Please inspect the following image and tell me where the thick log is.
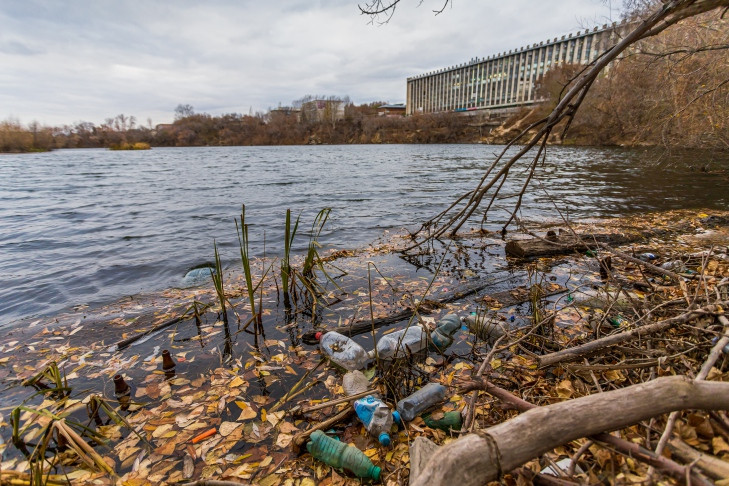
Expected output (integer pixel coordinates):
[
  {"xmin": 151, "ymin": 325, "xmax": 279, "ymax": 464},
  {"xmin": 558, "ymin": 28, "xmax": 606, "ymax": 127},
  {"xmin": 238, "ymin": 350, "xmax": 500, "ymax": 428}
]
[
  {"xmin": 505, "ymin": 232, "xmax": 639, "ymax": 258},
  {"xmin": 411, "ymin": 376, "xmax": 729, "ymax": 486},
  {"xmin": 459, "ymin": 378, "xmax": 711, "ymax": 486}
]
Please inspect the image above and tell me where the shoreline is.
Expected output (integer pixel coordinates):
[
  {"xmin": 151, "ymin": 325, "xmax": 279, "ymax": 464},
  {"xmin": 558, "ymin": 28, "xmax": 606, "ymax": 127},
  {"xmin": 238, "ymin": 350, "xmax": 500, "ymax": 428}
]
[{"xmin": 1, "ymin": 209, "xmax": 728, "ymax": 485}]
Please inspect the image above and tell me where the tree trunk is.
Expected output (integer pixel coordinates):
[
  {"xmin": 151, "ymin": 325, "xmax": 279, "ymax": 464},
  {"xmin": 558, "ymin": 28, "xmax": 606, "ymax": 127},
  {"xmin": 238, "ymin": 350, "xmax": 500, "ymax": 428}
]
[{"xmin": 410, "ymin": 376, "xmax": 729, "ymax": 486}]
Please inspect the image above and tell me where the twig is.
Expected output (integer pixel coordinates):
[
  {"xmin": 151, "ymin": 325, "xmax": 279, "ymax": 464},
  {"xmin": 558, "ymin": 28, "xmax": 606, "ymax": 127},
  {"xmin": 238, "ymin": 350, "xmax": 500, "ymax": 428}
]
[{"xmin": 298, "ymin": 389, "xmax": 378, "ymax": 414}]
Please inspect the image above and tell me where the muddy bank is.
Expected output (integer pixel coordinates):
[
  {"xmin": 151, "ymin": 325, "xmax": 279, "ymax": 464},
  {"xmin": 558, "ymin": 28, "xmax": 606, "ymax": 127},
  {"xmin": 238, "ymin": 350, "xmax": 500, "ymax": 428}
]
[{"xmin": 1, "ymin": 209, "xmax": 728, "ymax": 485}]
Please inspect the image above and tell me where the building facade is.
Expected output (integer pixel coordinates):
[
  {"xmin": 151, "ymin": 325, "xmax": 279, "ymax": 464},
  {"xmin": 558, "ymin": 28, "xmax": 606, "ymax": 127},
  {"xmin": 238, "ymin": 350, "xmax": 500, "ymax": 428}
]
[{"xmin": 406, "ymin": 20, "xmax": 628, "ymax": 116}]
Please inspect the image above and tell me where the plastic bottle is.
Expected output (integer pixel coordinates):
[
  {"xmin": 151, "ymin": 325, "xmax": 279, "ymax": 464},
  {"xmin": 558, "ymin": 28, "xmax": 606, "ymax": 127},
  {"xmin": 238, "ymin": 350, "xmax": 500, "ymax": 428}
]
[
  {"xmin": 429, "ymin": 314, "xmax": 461, "ymax": 351},
  {"xmin": 368, "ymin": 325, "xmax": 428, "ymax": 360},
  {"xmin": 306, "ymin": 430, "xmax": 381, "ymax": 480},
  {"xmin": 462, "ymin": 314, "xmax": 505, "ymax": 344},
  {"xmin": 396, "ymin": 382, "xmax": 447, "ymax": 422},
  {"xmin": 638, "ymin": 252, "xmax": 657, "ymax": 261},
  {"xmin": 354, "ymin": 395, "xmax": 395, "ymax": 446},
  {"xmin": 424, "ymin": 410, "xmax": 463, "ymax": 432},
  {"xmin": 661, "ymin": 260, "xmax": 686, "ymax": 273},
  {"xmin": 317, "ymin": 331, "xmax": 369, "ymax": 371},
  {"xmin": 343, "ymin": 370, "xmax": 370, "ymax": 396}
]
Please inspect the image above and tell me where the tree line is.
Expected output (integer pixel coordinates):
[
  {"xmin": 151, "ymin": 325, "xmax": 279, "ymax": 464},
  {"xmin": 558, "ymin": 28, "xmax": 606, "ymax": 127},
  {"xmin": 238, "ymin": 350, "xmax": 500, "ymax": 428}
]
[{"xmin": 2, "ymin": 7, "xmax": 726, "ymax": 153}]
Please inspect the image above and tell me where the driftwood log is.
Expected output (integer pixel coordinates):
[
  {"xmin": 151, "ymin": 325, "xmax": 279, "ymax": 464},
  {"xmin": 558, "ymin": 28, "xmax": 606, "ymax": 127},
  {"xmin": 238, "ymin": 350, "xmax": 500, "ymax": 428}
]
[
  {"xmin": 410, "ymin": 376, "xmax": 729, "ymax": 486},
  {"xmin": 460, "ymin": 378, "xmax": 712, "ymax": 486},
  {"xmin": 505, "ymin": 232, "xmax": 640, "ymax": 258}
]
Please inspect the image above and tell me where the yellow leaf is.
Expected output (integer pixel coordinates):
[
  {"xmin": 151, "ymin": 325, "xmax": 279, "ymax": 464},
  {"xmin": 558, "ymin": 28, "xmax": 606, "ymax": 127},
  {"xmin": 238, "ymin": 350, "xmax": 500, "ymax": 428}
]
[
  {"xmin": 261, "ymin": 408, "xmax": 267, "ymax": 423},
  {"xmin": 556, "ymin": 380, "xmax": 575, "ymax": 399},
  {"xmin": 713, "ymin": 436, "xmax": 729, "ymax": 455},
  {"xmin": 229, "ymin": 376, "xmax": 245, "ymax": 388},
  {"xmin": 237, "ymin": 404, "xmax": 257, "ymax": 421},
  {"xmin": 152, "ymin": 423, "xmax": 174, "ymax": 438},
  {"xmin": 267, "ymin": 411, "xmax": 285, "ymax": 427}
]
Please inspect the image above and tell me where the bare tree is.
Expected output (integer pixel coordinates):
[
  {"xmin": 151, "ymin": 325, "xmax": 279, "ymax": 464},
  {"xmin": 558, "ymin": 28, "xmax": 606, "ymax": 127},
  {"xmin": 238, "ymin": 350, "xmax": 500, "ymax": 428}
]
[
  {"xmin": 364, "ymin": 0, "xmax": 729, "ymax": 249},
  {"xmin": 358, "ymin": 0, "xmax": 452, "ymax": 23}
]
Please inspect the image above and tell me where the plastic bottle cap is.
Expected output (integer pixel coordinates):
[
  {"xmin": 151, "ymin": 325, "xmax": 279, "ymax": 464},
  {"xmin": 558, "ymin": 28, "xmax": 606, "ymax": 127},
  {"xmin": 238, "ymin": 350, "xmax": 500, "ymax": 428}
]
[
  {"xmin": 392, "ymin": 410, "xmax": 402, "ymax": 427},
  {"xmin": 314, "ymin": 332, "xmax": 323, "ymax": 341},
  {"xmin": 378, "ymin": 432, "xmax": 391, "ymax": 446}
]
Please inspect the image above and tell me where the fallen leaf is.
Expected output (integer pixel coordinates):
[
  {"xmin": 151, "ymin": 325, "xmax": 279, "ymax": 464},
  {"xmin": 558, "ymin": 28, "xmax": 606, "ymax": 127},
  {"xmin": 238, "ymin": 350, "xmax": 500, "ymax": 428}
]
[{"xmin": 219, "ymin": 421, "xmax": 242, "ymax": 437}]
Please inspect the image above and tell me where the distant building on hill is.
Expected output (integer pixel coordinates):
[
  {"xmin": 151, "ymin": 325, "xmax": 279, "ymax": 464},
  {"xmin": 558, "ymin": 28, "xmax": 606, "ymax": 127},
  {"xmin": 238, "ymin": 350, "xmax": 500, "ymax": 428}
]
[
  {"xmin": 406, "ymin": 20, "xmax": 630, "ymax": 116},
  {"xmin": 378, "ymin": 103, "xmax": 406, "ymax": 117},
  {"xmin": 299, "ymin": 98, "xmax": 346, "ymax": 123}
]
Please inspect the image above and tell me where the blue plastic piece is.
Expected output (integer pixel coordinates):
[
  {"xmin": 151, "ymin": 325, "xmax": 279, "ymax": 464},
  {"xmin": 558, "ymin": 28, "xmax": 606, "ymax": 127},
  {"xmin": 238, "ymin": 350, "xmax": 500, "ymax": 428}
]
[
  {"xmin": 392, "ymin": 410, "xmax": 402, "ymax": 427},
  {"xmin": 354, "ymin": 395, "xmax": 394, "ymax": 446},
  {"xmin": 378, "ymin": 432, "xmax": 391, "ymax": 446}
]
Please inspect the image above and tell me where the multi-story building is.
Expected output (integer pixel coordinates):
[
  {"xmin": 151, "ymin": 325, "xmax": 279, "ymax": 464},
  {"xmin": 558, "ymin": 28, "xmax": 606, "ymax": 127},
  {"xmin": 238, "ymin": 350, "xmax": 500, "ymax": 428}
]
[{"xmin": 406, "ymin": 20, "xmax": 629, "ymax": 116}]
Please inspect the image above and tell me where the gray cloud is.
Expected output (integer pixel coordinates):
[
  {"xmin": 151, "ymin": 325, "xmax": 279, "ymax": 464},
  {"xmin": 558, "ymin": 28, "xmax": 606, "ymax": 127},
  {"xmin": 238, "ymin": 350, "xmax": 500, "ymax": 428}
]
[{"xmin": 0, "ymin": 0, "xmax": 612, "ymax": 126}]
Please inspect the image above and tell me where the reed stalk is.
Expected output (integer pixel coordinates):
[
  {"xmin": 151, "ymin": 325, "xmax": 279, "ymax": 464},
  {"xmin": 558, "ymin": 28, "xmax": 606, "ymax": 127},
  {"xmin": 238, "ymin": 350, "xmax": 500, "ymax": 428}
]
[{"xmin": 210, "ymin": 241, "xmax": 229, "ymax": 327}]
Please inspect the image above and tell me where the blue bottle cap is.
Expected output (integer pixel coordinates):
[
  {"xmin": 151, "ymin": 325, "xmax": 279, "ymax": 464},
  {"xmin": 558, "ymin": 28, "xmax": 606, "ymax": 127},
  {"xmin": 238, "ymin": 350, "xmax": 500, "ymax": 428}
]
[
  {"xmin": 379, "ymin": 432, "xmax": 391, "ymax": 446},
  {"xmin": 392, "ymin": 410, "xmax": 402, "ymax": 427}
]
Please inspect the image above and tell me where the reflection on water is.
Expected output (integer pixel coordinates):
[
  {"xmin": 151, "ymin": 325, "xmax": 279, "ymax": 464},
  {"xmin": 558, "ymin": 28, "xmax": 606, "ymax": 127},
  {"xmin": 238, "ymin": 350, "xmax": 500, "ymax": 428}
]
[{"xmin": 0, "ymin": 144, "xmax": 726, "ymax": 324}]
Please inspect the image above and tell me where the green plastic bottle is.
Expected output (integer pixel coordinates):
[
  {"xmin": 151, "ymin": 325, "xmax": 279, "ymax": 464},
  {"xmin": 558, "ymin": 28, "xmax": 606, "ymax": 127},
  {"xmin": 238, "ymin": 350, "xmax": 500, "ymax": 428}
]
[
  {"xmin": 307, "ymin": 430, "xmax": 381, "ymax": 481},
  {"xmin": 424, "ymin": 411, "xmax": 463, "ymax": 432}
]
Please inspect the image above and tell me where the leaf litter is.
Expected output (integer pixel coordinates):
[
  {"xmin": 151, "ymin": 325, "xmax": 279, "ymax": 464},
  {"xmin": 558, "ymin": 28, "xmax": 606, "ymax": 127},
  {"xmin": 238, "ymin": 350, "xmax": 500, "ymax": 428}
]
[{"xmin": 0, "ymin": 209, "xmax": 728, "ymax": 485}]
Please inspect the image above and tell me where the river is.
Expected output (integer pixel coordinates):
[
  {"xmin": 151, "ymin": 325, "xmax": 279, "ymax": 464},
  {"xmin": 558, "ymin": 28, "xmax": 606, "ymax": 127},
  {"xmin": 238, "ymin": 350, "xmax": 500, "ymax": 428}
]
[{"xmin": 1, "ymin": 144, "xmax": 726, "ymax": 326}]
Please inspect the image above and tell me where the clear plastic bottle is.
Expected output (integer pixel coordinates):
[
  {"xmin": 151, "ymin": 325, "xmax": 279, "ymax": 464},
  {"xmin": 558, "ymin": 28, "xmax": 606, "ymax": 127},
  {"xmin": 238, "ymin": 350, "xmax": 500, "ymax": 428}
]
[
  {"xmin": 343, "ymin": 370, "xmax": 370, "ymax": 396},
  {"xmin": 462, "ymin": 314, "xmax": 505, "ymax": 344},
  {"xmin": 368, "ymin": 325, "xmax": 428, "ymax": 360},
  {"xmin": 307, "ymin": 430, "xmax": 381, "ymax": 480},
  {"xmin": 396, "ymin": 382, "xmax": 447, "ymax": 422},
  {"xmin": 429, "ymin": 314, "xmax": 461, "ymax": 351},
  {"xmin": 354, "ymin": 395, "xmax": 395, "ymax": 446},
  {"xmin": 317, "ymin": 331, "xmax": 369, "ymax": 371}
]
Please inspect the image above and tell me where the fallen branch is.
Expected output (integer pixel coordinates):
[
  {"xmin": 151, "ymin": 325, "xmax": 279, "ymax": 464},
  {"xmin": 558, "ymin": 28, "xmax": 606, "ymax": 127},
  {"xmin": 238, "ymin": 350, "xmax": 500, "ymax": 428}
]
[
  {"xmin": 301, "ymin": 275, "xmax": 513, "ymax": 344},
  {"xmin": 667, "ymin": 438, "xmax": 729, "ymax": 480},
  {"xmin": 412, "ymin": 376, "xmax": 727, "ymax": 486},
  {"xmin": 296, "ymin": 389, "xmax": 378, "ymax": 414},
  {"xmin": 291, "ymin": 407, "xmax": 355, "ymax": 452},
  {"xmin": 537, "ymin": 304, "xmax": 719, "ymax": 368},
  {"xmin": 597, "ymin": 244, "xmax": 682, "ymax": 281}
]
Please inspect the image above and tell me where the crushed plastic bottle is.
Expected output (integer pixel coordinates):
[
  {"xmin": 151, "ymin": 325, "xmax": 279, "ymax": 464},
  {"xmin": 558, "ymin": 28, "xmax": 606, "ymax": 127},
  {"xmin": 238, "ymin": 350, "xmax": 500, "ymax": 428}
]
[
  {"xmin": 424, "ymin": 410, "xmax": 462, "ymax": 432},
  {"xmin": 462, "ymin": 314, "xmax": 505, "ymax": 344},
  {"xmin": 368, "ymin": 325, "xmax": 428, "ymax": 360},
  {"xmin": 396, "ymin": 382, "xmax": 447, "ymax": 422},
  {"xmin": 307, "ymin": 430, "xmax": 381, "ymax": 480},
  {"xmin": 429, "ymin": 314, "xmax": 461, "ymax": 351},
  {"xmin": 317, "ymin": 331, "xmax": 370, "ymax": 371},
  {"xmin": 661, "ymin": 260, "xmax": 687, "ymax": 273},
  {"xmin": 637, "ymin": 252, "xmax": 657, "ymax": 261},
  {"xmin": 343, "ymin": 370, "xmax": 371, "ymax": 396},
  {"xmin": 354, "ymin": 395, "xmax": 395, "ymax": 446}
]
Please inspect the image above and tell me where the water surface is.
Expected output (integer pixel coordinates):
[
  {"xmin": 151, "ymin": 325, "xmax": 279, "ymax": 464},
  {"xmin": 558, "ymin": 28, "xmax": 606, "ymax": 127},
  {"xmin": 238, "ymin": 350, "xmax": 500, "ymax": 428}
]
[{"xmin": 1, "ymin": 144, "xmax": 726, "ymax": 325}]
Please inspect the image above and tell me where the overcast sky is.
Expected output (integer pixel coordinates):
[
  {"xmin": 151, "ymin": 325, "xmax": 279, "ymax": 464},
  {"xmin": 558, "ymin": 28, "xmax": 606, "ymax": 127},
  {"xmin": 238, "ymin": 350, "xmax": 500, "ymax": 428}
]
[{"xmin": 1, "ymin": 1, "xmax": 616, "ymax": 127}]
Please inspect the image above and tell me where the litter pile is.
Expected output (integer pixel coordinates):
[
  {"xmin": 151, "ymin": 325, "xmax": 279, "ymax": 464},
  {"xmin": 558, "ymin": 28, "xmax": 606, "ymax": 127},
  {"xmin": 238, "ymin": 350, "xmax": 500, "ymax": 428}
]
[{"xmin": 0, "ymin": 210, "xmax": 728, "ymax": 486}]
